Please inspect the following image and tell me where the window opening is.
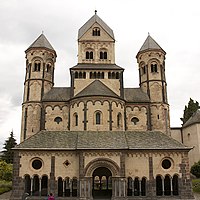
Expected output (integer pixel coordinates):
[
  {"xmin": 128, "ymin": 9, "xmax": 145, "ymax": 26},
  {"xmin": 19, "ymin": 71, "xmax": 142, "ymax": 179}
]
[
  {"xmin": 54, "ymin": 117, "xmax": 62, "ymax": 124},
  {"xmin": 96, "ymin": 112, "xmax": 101, "ymax": 125},
  {"xmin": 151, "ymin": 64, "xmax": 158, "ymax": 72},
  {"xmin": 46, "ymin": 64, "xmax": 51, "ymax": 73},
  {"xmin": 41, "ymin": 176, "xmax": 48, "ymax": 196},
  {"xmin": 141, "ymin": 177, "xmax": 146, "ymax": 196},
  {"xmin": 58, "ymin": 177, "xmax": 63, "ymax": 197},
  {"xmin": 93, "ymin": 27, "xmax": 100, "ymax": 36},
  {"xmin": 74, "ymin": 114, "xmax": 78, "ymax": 126},
  {"xmin": 32, "ymin": 175, "xmax": 39, "ymax": 196},
  {"xmin": 72, "ymin": 177, "xmax": 78, "ymax": 197},
  {"xmin": 24, "ymin": 175, "xmax": 31, "ymax": 195},
  {"xmin": 34, "ymin": 62, "xmax": 41, "ymax": 72},
  {"xmin": 64, "ymin": 177, "xmax": 70, "ymax": 197},
  {"xmin": 75, "ymin": 72, "xmax": 78, "ymax": 78},
  {"xmin": 156, "ymin": 176, "xmax": 163, "ymax": 196},
  {"xmin": 131, "ymin": 117, "xmax": 139, "ymax": 125},
  {"xmin": 32, "ymin": 159, "xmax": 42, "ymax": 170},
  {"xmin": 164, "ymin": 175, "xmax": 171, "ymax": 196},
  {"xmin": 127, "ymin": 177, "xmax": 132, "ymax": 196},
  {"xmin": 162, "ymin": 159, "xmax": 172, "ymax": 169},
  {"xmin": 117, "ymin": 113, "xmax": 122, "ymax": 128},
  {"xmin": 172, "ymin": 175, "xmax": 179, "ymax": 195},
  {"xmin": 134, "ymin": 177, "xmax": 140, "ymax": 196}
]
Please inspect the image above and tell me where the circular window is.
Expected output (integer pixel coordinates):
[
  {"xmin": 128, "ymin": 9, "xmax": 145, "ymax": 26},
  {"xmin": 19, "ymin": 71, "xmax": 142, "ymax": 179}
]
[
  {"xmin": 162, "ymin": 159, "xmax": 171, "ymax": 169},
  {"xmin": 32, "ymin": 159, "xmax": 42, "ymax": 170}
]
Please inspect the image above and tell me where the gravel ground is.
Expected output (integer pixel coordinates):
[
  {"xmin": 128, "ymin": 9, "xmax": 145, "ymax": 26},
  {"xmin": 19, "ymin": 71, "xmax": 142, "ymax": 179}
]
[{"xmin": 1, "ymin": 191, "xmax": 200, "ymax": 200}]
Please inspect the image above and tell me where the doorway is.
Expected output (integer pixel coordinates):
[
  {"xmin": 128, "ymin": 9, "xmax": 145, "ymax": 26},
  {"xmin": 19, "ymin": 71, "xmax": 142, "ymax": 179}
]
[{"xmin": 92, "ymin": 167, "xmax": 112, "ymax": 199}]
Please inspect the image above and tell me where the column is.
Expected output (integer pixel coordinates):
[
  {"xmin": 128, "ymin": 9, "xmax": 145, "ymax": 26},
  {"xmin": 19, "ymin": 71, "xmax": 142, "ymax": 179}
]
[
  {"xmin": 63, "ymin": 180, "xmax": 65, "ymax": 197},
  {"xmin": 162, "ymin": 178, "xmax": 164, "ymax": 196},
  {"xmin": 30, "ymin": 178, "xmax": 33, "ymax": 196},
  {"xmin": 39, "ymin": 178, "xmax": 41, "ymax": 196},
  {"xmin": 170, "ymin": 177, "xmax": 173, "ymax": 195}
]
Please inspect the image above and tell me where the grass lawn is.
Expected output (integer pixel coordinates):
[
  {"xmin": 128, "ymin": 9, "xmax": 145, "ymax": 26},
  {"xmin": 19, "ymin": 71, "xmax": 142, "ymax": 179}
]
[
  {"xmin": 192, "ymin": 179, "xmax": 200, "ymax": 193},
  {"xmin": 0, "ymin": 180, "xmax": 12, "ymax": 195}
]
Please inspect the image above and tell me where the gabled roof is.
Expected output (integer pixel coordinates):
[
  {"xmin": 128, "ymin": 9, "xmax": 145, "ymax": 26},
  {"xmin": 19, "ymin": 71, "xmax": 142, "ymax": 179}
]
[
  {"xmin": 138, "ymin": 35, "xmax": 165, "ymax": 54},
  {"xmin": 78, "ymin": 13, "xmax": 114, "ymax": 40},
  {"xmin": 14, "ymin": 131, "xmax": 190, "ymax": 150},
  {"xmin": 183, "ymin": 110, "xmax": 200, "ymax": 128},
  {"xmin": 70, "ymin": 63, "xmax": 124, "ymax": 70},
  {"xmin": 26, "ymin": 34, "xmax": 55, "ymax": 52},
  {"xmin": 74, "ymin": 80, "xmax": 119, "ymax": 98},
  {"xmin": 124, "ymin": 88, "xmax": 150, "ymax": 103},
  {"xmin": 42, "ymin": 87, "xmax": 71, "ymax": 102}
]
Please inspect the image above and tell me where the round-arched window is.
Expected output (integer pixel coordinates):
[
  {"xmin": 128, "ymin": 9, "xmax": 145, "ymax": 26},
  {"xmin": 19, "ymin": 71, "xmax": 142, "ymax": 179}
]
[
  {"xmin": 131, "ymin": 117, "xmax": 139, "ymax": 125},
  {"xmin": 32, "ymin": 159, "xmax": 42, "ymax": 170},
  {"xmin": 162, "ymin": 159, "xmax": 172, "ymax": 169}
]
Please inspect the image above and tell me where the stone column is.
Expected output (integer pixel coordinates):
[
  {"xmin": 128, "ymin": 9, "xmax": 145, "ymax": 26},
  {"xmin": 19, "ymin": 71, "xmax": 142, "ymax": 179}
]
[{"xmin": 49, "ymin": 156, "xmax": 56, "ymax": 195}]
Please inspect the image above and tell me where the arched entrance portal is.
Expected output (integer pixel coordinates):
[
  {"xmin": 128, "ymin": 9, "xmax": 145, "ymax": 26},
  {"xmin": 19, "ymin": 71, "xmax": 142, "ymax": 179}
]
[{"xmin": 92, "ymin": 167, "xmax": 112, "ymax": 199}]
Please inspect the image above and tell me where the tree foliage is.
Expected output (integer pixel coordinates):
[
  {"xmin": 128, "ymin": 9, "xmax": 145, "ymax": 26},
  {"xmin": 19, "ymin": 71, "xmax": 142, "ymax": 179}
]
[
  {"xmin": 180, "ymin": 98, "xmax": 200, "ymax": 124},
  {"xmin": 1, "ymin": 131, "xmax": 17, "ymax": 164},
  {"xmin": 0, "ymin": 160, "xmax": 13, "ymax": 181},
  {"xmin": 191, "ymin": 161, "xmax": 200, "ymax": 178}
]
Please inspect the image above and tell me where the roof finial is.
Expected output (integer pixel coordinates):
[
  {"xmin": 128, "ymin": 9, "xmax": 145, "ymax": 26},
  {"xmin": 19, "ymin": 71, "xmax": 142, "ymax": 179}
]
[
  {"xmin": 42, "ymin": 30, "xmax": 44, "ymax": 34},
  {"xmin": 95, "ymin": 10, "xmax": 97, "ymax": 15},
  {"xmin": 148, "ymin": 32, "xmax": 150, "ymax": 36}
]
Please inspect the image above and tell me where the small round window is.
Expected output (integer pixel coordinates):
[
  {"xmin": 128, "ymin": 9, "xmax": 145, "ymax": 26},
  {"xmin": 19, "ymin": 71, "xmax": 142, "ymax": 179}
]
[
  {"xmin": 32, "ymin": 159, "xmax": 42, "ymax": 170},
  {"xmin": 162, "ymin": 159, "xmax": 171, "ymax": 169}
]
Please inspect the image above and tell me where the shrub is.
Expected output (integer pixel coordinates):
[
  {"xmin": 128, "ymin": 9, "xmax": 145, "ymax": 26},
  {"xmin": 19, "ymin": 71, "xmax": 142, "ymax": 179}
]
[{"xmin": 191, "ymin": 161, "xmax": 200, "ymax": 178}]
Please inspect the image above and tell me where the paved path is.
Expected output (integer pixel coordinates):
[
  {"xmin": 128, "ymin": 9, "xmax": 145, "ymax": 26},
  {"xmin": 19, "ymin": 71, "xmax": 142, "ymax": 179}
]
[{"xmin": 0, "ymin": 191, "xmax": 200, "ymax": 200}]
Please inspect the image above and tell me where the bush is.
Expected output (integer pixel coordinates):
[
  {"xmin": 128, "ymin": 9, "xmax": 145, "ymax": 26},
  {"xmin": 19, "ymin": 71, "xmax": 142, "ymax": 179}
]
[
  {"xmin": 191, "ymin": 161, "xmax": 200, "ymax": 178},
  {"xmin": 0, "ymin": 160, "xmax": 13, "ymax": 181},
  {"xmin": 0, "ymin": 180, "xmax": 12, "ymax": 195}
]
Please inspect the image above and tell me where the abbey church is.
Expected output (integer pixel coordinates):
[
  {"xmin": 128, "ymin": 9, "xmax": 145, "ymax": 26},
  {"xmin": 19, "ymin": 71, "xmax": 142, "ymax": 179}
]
[{"xmin": 11, "ymin": 13, "xmax": 194, "ymax": 200}]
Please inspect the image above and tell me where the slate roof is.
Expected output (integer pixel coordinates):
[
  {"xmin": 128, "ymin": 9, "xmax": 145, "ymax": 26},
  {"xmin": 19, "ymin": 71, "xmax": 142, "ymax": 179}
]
[
  {"xmin": 74, "ymin": 80, "xmax": 119, "ymax": 98},
  {"xmin": 26, "ymin": 34, "xmax": 55, "ymax": 52},
  {"xmin": 70, "ymin": 63, "xmax": 124, "ymax": 70},
  {"xmin": 15, "ymin": 131, "xmax": 190, "ymax": 150},
  {"xmin": 78, "ymin": 13, "xmax": 114, "ymax": 40},
  {"xmin": 124, "ymin": 88, "xmax": 150, "ymax": 103},
  {"xmin": 138, "ymin": 35, "xmax": 165, "ymax": 54},
  {"xmin": 42, "ymin": 87, "xmax": 71, "ymax": 102},
  {"xmin": 183, "ymin": 110, "xmax": 200, "ymax": 128}
]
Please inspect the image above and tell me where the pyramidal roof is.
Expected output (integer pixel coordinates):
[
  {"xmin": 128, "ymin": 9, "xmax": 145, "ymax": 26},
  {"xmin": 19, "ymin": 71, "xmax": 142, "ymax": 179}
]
[
  {"xmin": 78, "ymin": 12, "xmax": 114, "ymax": 40},
  {"xmin": 138, "ymin": 35, "xmax": 165, "ymax": 54},
  {"xmin": 26, "ymin": 34, "xmax": 55, "ymax": 52}
]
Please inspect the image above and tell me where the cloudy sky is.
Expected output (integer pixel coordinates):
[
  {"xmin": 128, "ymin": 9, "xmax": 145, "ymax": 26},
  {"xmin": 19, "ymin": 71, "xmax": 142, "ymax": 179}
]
[{"xmin": 0, "ymin": 0, "xmax": 200, "ymax": 149}]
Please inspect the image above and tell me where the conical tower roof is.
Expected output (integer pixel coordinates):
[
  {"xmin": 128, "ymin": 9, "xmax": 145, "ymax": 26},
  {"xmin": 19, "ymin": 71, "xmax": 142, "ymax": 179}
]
[
  {"xmin": 78, "ymin": 12, "xmax": 114, "ymax": 40},
  {"xmin": 138, "ymin": 35, "xmax": 165, "ymax": 54},
  {"xmin": 26, "ymin": 34, "xmax": 55, "ymax": 52}
]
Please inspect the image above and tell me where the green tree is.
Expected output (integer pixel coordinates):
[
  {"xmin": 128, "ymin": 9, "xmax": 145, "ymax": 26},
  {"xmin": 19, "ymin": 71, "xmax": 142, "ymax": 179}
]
[
  {"xmin": 191, "ymin": 161, "xmax": 200, "ymax": 178},
  {"xmin": 1, "ymin": 131, "xmax": 17, "ymax": 164},
  {"xmin": 0, "ymin": 160, "xmax": 13, "ymax": 181},
  {"xmin": 180, "ymin": 98, "xmax": 200, "ymax": 124}
]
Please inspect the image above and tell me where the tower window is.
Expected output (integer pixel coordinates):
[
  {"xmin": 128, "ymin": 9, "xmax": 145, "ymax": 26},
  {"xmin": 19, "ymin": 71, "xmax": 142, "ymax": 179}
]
[
  {"xmin": 74, "ymin": 113, "xmax": 78, "ymax": 126},
  {"xmin": 142, "ymin": 66, "xmax": 146, "ymax": 74},
  {"xmin": 46, "ymin": 64, "xmax": 51, "ymax": 73},
  {"xmin": 93, "ymin": 27, "xmax": 100, "ymax": 36},
  {"xmin": 151, "ymin": 64, "xmax": 158, "ymax": 72},
  {"xmin": 34, "ymin": 62, "xmax": 41, "ymax": 72},
  {"xmin": 95, "ymin": 111, "xmax": 102, "ymax": 125},
  {"xmin": 86, "ymin": 51, "xmax": 93, "ymax": 59},
  {"xmin": 117, "ymin": 113, "xmax": 122, "ymax": 128},
  {"xmin": 100, "ymin": 51, "xmax": 107, "ymax": 59}
]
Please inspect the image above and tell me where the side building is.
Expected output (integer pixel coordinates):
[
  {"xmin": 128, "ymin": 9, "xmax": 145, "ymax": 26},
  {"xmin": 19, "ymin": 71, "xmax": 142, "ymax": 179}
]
[{"xmin": 11, "ymin": 13, "xmax": 193, "ymax": 200}]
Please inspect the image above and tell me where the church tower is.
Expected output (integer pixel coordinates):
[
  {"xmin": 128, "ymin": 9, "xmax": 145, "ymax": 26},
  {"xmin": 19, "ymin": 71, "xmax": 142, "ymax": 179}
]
[
  {"xmin": 21, "ymin": 34, "xmax": 56, "ymax": 141},
  {"xmin": 136, "ymin": 35, "xmax": 170, "ymax": 134}
]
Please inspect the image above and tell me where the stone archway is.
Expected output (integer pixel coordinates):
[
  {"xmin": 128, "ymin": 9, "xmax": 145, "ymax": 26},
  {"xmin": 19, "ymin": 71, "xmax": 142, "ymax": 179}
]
[{"xmin": 92, "ymin": 167, "xmax": 112, "ymax": 199}]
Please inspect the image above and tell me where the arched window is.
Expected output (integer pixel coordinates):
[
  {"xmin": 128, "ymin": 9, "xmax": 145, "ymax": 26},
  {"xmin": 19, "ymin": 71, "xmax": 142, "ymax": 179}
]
[
  {"xmin": 131, "ymin": 117, "xmax": 139, "ymax": 125},
  {"xmin": 164, "ymin": 175, "xmax": 171, "ymax": 196},
  {"xmin": 156, "ymin": 176, "xmax": 163, "ymax": 196},
  {"xmin": 111, "ymin": 72, "xmax": 115, "ymax": 79},
  {"xmin": 116, "ymin": 72, "xmax": 119, "ymax": 79},
  {"xmin": 46, "ymin": 64, "xmax": 51, "ymax": 73},
  {"xmin": 99, "ymin": 51, "xmax": 107, "ymax": 59},
  {"xmin": 127, "ymin": 177, "xmax": 132, "ymax": 196},
  {"xmin": 94, "ymin": 176, "xmax": 100, "ymax": 190},
  {"xmin": 97, "ymin": 72, "xmax": 101, "ymax": 79},
  {"xmin": 24, "ymin": 175, "xmax": 31, "ymax": 195},
  {"xmin": 74, "ymin": 113, "xmax": 78, "ymax": 126},
  {"xmin": 79, "ymin": 72, "xmax": 83, "ymax": 79},
  {"xmin": 151, "ymin": 63, "xmax": 158, "ymax": 72},
  {"xmin": 172, "ymin": 175, "xmax": 179, "ymax": 195},
  {"xmin": 75, "ymin": 72, "xmax": 78, "ymax": 78},
  {"xmin": 54, "ymin": 117, "xmax": 62, "ymax": 124},
  {"xmin": 34, "ymin": 62, "xmax": 41, "ymax": 72},
  {"xmin": 134, "ymin": 177, "xmax": 139, "ymax": 196},
  {"xmin": 86, "ymin": 51, "xmax": 93, "ymax": 59},
  {"xmin": 41, "ymin": 175, "xmax": 48, "ymax": 196},
  {"xmin": 101, "ymin": 176, "xmax": 107, "ymax": 190},
  {"xmin": 93, "ymin": 27, "xmax": 100, "ymax": 36},
  {"xmin": 64, "ymin": 177, "xmax": 70, "ymax": 197},
  {"xmin": 101, "ymin": 72, "xmax": 104, "ymax": 79},
  {"xmin": 96, "ymin": 112, "xmax": 101, "ymax": 125},
  {"xmin": 90, "ymin": 72, "xmax": 93, "ymax": 79},
  {"xmin": 58, "ymin": 177, "xmax": 63, "ymax": 197},
  {"xmin": 117, "ymin": 113, "xmax": 122, "ymax": 128},
  {"xmin": 141, "ymin": 177, "xmax": 146, "ymax": 196},
  {"xmin": 83, "ymin": 72, "xmax": 86, "ymax": 79},
  {"xmin": 94, "ymin": 72, "xmax": 97, "ymax": 79},
  {"xmin": 32, "ymin": 175, "xmax": 39, "ymax": 196},
  {"xmin": 108, "ymin": 176, "xmax": 112, "ymax": 190},
  {"xmin": 72, "ymin": 177, "xmax": 78, "ymax": 197},
  {"xmin": 108, "ymin": 72, "xmax": 111, "ymax": 79}
]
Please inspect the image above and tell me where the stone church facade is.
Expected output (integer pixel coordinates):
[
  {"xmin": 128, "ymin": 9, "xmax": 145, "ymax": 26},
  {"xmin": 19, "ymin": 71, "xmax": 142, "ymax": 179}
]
[{"xmin": 11, "ymin": 13, "xmax": 194, "ymax": 200}]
